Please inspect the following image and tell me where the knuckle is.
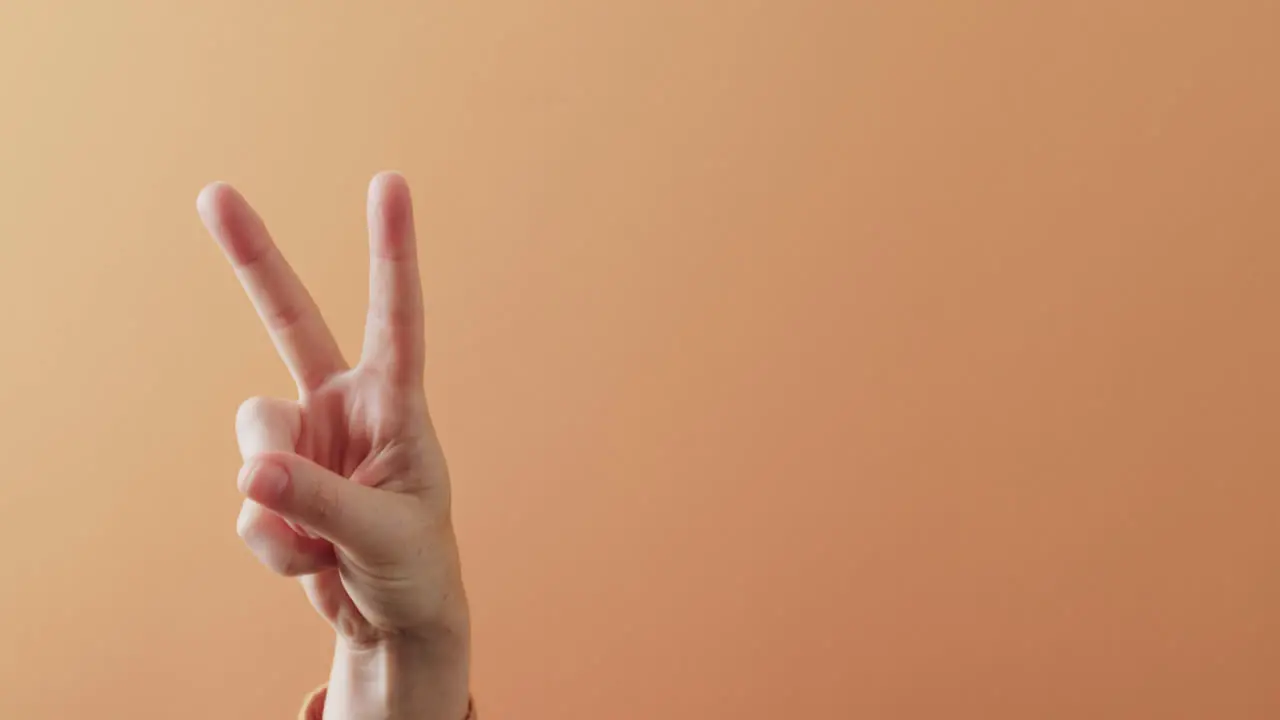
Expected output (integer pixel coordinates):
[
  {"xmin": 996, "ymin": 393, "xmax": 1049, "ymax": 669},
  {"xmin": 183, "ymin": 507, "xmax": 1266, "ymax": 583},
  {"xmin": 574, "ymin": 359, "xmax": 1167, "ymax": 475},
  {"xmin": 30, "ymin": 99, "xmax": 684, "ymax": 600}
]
[
  {"xmin": 274, "ymin": 551, "xmax": 300, "ymax": 577},
  {"xmin": 240, "ymin": 525, "xmax": 306, "ymax": 577},
  {"xmin": 259, "ymin": 547, "xmax": 293, "ymax": 576},
  {"xmin": 235, "ymin": 396, "xmax": 271, "ymax": 432},
  {"xmin": 231, "ymin": 234, "xmax": 273, "ymax": 269},
  {"xmin": 235, "ymin": 500, "xmax": 261, "ymax": 540},
  {"xmin": 308, "ymin": 480, "xmax": 341, "ymax": 529},
  {"xmin": 235, "ymin": 397, "xmax": 297, "ymax": 456},
  {"xmin": 262, "ymin": 299, "xmax": 307, "ymax": 334}
]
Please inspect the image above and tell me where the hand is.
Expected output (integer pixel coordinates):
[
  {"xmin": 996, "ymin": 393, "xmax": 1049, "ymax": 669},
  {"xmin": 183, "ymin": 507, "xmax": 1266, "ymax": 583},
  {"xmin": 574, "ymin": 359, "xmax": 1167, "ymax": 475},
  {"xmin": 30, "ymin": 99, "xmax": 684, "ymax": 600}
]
[{"xmin": 198, "ymin": 173, "xmax": 470, "ymax": 719}]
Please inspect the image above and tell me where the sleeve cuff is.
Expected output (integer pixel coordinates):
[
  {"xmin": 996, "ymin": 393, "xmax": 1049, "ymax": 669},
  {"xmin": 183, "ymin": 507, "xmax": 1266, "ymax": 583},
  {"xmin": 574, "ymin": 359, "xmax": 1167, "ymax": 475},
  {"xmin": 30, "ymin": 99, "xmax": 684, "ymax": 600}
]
[
  {"xmin": 299, "ymin": 684, "xmax": 475, "ymax": 719},
  {"xmin": 298, "ymin": 685, "xmax": 327, "ymax": 720}
]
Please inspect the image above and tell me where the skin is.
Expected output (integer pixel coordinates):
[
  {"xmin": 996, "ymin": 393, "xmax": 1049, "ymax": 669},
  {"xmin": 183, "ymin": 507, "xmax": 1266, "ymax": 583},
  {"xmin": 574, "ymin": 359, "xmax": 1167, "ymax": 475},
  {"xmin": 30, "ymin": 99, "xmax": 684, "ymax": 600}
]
[{"xmin": 198, "ymin": 172, "xmax": 470, "ymax": 719}]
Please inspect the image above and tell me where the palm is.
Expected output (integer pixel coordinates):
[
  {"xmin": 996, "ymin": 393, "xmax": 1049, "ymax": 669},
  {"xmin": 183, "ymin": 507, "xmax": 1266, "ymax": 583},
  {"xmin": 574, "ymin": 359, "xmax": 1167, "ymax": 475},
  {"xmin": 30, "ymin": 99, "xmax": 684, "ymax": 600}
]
[
  {"xmin": 297, "ymin": 374, "xmax": 426, "ymax": 493},
  {"xmin": 302, "ymin": 373, "xmax": 452, "ymax": 628},
  {"xmin": 202, "ymin": 174, "xmax": 460, "ymax": 644}
]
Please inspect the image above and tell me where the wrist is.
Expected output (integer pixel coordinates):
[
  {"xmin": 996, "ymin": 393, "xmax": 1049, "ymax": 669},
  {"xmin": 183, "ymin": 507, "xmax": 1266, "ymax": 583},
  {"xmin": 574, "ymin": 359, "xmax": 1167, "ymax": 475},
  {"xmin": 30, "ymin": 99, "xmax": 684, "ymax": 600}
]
[{"xmin": 324, "ymin": 623, "xmax": 470, "ymax": 720}]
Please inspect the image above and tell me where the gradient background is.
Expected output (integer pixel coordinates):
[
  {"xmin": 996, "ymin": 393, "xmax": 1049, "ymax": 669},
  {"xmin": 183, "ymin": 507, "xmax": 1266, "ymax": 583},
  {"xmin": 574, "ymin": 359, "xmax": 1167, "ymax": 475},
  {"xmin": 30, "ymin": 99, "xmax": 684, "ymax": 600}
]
[{"xmin": 0, "ymin": 2, "xmax": 1277, "ymax": 718}]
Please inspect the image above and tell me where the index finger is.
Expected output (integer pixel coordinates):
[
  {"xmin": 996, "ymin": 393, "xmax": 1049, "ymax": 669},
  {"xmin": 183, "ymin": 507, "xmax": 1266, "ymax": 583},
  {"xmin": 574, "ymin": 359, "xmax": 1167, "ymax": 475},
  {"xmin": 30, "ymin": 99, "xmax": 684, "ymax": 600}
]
[{"xmin": 198, "ymin": 182, "xmax": 347, "ymax": 391}]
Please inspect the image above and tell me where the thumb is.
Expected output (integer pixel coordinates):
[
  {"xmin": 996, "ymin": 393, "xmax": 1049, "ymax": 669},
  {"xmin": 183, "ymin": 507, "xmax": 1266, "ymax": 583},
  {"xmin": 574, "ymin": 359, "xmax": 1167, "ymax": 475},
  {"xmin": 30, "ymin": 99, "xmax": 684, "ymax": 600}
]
[{"xmin": 238, "ymin": 452, "xmax": 402, "ymax": 558}]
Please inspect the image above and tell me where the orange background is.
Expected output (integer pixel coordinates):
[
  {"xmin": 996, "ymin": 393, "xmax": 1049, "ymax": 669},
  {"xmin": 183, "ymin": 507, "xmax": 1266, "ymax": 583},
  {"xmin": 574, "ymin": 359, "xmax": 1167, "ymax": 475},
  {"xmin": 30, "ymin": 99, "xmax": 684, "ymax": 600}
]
[{"xmin": 0, "ymin": 2, "xmax": 1277, "ymax": 718}]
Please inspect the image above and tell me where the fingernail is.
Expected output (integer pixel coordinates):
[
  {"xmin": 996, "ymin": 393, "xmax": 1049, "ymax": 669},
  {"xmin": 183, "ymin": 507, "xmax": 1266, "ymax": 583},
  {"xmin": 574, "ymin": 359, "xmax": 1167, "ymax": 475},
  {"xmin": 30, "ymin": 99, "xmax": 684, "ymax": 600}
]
[{"xmin": 243, "ymin": 460, "xmax": 290, "ymax": 501}]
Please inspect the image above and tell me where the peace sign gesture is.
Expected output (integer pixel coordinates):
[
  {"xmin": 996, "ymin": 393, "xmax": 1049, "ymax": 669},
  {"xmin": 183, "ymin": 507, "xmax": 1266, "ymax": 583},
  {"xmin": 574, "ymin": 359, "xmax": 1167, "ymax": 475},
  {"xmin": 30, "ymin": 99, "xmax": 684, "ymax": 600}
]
[{"xmin": 199, "ymin": 173, "xmax": 470, "ymax": 718}]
